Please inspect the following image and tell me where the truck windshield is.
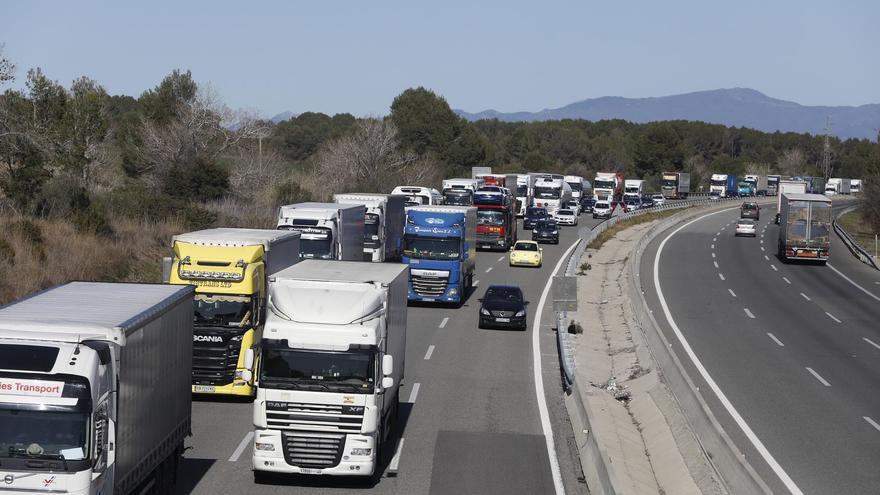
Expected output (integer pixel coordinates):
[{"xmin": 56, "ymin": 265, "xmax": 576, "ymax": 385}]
[
  {"xmin": 516, "ymin": 185, "xmax": 529, "ymax": 196},
  {"xmin": 534, "ymin": 186, "xmax": 560, "ymax": 199},
  {"xmin": 477, "ymin": 210, "xmax": 505, "ymax": 225},
  {"xmin": 402, "ymin": 235, "xmax": 461, "ymax": 260},
  {"xmin": 566, "ymin": 182, "xmax": 582, "ymax": 192},
  {"xmin": 364, "ymin": 213, "xmax": 381, "ymax": 244},
  {"xmin": 0, "ymin": 409, "xmax": 89, "ymax": 461},
  {"xmin": 193, "ymin": 294, "xmax": 252, "ymax": 328},
  {"xmin": 625, "ymin": 187, "xmax": 638, "ymax": 194},
  {"xmin": 279, "ymin": 226, "xmax": 335, "ymax": 259},
  {"xmin": 710, "ymin": 179, "xmax": 727, "ymax": 186},
  {"xmin": 662, "ymin": 179, "xmax": 676, "ymax": 187},
  {"xmin": 443, "ymin": 192, "xmax": 472, "ymax": 205},
  {"xmin": 260, "ymin": 347, "xmax": 375, "ymax": 393},
  {"xmin": 594, "ymin": 180, "xmax": 615, "ymax": 189}
]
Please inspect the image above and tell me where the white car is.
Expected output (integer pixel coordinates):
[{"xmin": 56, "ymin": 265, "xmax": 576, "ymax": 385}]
[
  {"xmin": 592, "ymin": 201, "xmax": 612, "ymax": 219},
  {"xmin": 651, "ymin": 194, "xmax": 665, "ymax": 206},
  {"xmin": 554, "ymin": 208, "xmax": 578, "ymax": 226},
  {"xmin": 564, "ymin": 200, "xmax": 581, "ymax": 215},
  {"xmin": 734, "ymin": 219, "xmax": 757, "ymax": 237}
]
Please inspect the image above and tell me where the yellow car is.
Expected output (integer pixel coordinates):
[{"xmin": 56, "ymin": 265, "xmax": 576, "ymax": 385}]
[{"xmin": 509, "ymin": 240, "xmax": 543, "ymax": 267}]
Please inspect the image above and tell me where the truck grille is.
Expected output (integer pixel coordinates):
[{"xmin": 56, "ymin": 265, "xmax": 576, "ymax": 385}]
[
  {"xmin": 192, "ymin": 332, "xmax": 242, "ymax": 386},
  {"xmin": 266, "ymin": 401, "xmax": 365, "ymax": 433},
  {"xmin": 411, "ymin": 274, "xmax": 449, "ymax": 297},
  {"xmin": 281, "ymin": 431, "xmax": 346, "ymax": 469}
]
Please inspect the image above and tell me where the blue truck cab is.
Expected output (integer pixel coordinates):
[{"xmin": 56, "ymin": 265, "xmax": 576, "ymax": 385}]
[{"xmin": 402, "ymin": 206, "xmax": 477, "ymax": 305}]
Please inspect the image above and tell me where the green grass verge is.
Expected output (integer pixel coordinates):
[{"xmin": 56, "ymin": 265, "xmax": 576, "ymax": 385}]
[
  {"xmin": 838, "ymin": 209, "xmax": 878, "ymax": 255},
  {"xmin": 587, "ymin": 208, "xmax": 686, "ymax": 251}
]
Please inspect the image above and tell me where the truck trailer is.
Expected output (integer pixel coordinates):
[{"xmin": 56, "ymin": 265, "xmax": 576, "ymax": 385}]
[
  {"xmin": 744, "ymin": 174, "xmax": 768, "ymax": 196},
  {"xmin": 0, "ymin": 282, "xmax": 194, "ymax": 494},
  {"xmin": 777, "ymin": 193, "xmax": 832, "ymax": 264},
  {"xmin": 334, "ymin": 193, "xmax": 406, "ymax": 262},
  {"xmin": 661, "ymin": 172, "xmax": 690, "ymax": 199},
  {"xmin": 710, "ymin": 174, "xmax": 738, "ymax": 198},
  {"xmin": 253, "ymin": 261, "xmax": 407, "ymax": 478},
  {"xmin": 767, "ymin": 175, "xmax": 781, "ymax": 196},
  {"xmin": 623, "ymin": 179, "xmax": 644, "ymax": 199},
  {"xmin": 402, "ymin": 206, "xmax": 477, "ymax": 305},
  {"xmin": 277, "ymin": 202, "xmax": 365, "ymax": 261},
  {"xmin": 775, "ymin": 180, "xmax": 808, "ymax": 224}
]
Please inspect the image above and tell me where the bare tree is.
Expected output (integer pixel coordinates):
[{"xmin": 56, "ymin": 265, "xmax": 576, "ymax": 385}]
[
  {"xmin": 776, "ymin": 148, "xmax": 805, "ymax": 177},
  {"xmin": 0, "ymin": 44, "xmax": 15, "ymax": 86}
]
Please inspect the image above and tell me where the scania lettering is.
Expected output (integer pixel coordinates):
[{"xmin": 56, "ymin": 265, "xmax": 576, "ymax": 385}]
[
  {"xmin": 0, "ymin": 282, "xmax": 194, "ymax": 495},
  {"xmin": 473, "ymin": 186, "xmax": 517, "ymax": 250},
  {"xmin": 334, "ymin": 193, "xmax": 406, "ymax": 262},
  {"xmin": 167, "ymin": 228, "xmax": 301, "ymax": 397},
  {"xmin": 277, "ymin": 202, "xmax": 365, "ymax": 261},
  {"xmin": 402, "ymin": 206, "xmax": 476, "ymax": 305},
  {"xmin": 253, "ymin": 261, "xmax": 407, "ymax": 479}
]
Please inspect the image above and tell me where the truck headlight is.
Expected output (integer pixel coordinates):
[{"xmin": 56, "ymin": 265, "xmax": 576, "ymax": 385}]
[
  {"xmin": 481, "ymin": 308, "xmax": 490, "ymax": 316},
  {"xmin": 350, "ymin": 448, "xmax": 372, "ymax": 456},
  {"xmin": 447, "ymin": 288, "xmax": 459, "ymax": 297},
  {"xmin": 255, "ymin": 442, "xmax": 275, "ymax": 451}
]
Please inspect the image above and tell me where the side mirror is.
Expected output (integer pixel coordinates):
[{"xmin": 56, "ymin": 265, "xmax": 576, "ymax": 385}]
[
  {"xmin": 382, "ymin": 355, "xmax": 393, "ymax": 376},
  {"xmin": 244, "ymin": 348, "xmax": 255, "ymax": 370},
  {"xmin": 382, "ymin": 377, "xmax": 394, "ymax": 389}
]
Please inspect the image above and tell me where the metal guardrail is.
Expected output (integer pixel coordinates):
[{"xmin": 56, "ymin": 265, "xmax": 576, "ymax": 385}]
[{"xmin": 832, "ymin": 206, "xmax": 879, "ymax": 270}]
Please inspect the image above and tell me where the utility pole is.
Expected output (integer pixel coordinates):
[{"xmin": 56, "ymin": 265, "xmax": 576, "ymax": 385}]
[{"xmin": 823, "ymin": 116, "xmax": 832, "ymax": 181}]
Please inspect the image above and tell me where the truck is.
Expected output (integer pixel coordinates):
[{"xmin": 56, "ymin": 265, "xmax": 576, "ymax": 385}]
[
  {"xmin": 471, "ymin": 166, "xmax": 492, "ymax": 179},
  {"xmin": 390, "ymin": 186, "xmax": 443, "ymax": 207},
  {"xmin": 744, "ymin": 174, "xmax": 768, "ymax": 196},
  {"xmin": 851, "ymin": 179, "xmax": 863, "ymax": 193},
  {"xmin": 709, "ymin": 173, "xmax": 738, "ymax": 197},
  {"xmin": 335, "ymin": 193, "xmax": 406, "ymax": 262},
  {"xmin": 767, "ymin": 175, "xmax": 781, "ymax": 196},
  {"xmin": 441, "ymin": 178, "xmax": 483, "ymax": 206},
  {"xmin": 794, "ymin": 176, "xmax": 825, "ymax": 195},
  {"xmin": 473, "ymin": 186, "xmax": 517, "ymax": 250},
  {"xmin": 0, "ymin": 282, "xmax": 194, "ymax": 494},
  {"xmin": 167, "ymin": 228, "xmax": 301, "ymax": 397},
  {"xmin": 514, "ymin": 174, "xmax": 534, "ymax": 216},
  {"xmin": 593, "ymin": 172, "xmax": 624, "ymax": 203},
  {"xmin": 253, "ymin": 261, "xmax": 407, "ymax": 478},
  {"xmin": 824, "ymin": 178, "xmax": 851, "ymax": 195},
  {"xmin": 564, "ymin": 175, "xmax": 586, "ymax": 202},
  {"xmin": 401, "ymin": 206, "xmax": 476, "ymax": 305},
  {"xmin": 661, "ymin": 172, "xmax": 690, "ymax": 199},
  {"xmin": 777, "ymin": 193, "xmax": 832, "ymax": 264},
  {"xmin": 623, "ymin": 179, "xmax": 645, "ymax": 199},
  {"xmin": 277, "ymin": 202, "xmax": 365, "ymax": 261},
  {"xmin": 532, "ymin": 176, "xmax": 572, "ymax": 214},
  {"xmin": 737, "ymin": 180, "xmax": 756, "ymax": 197},
  {"xmin": 775, "ymin": 180, "xmax": 808, "ymax": 224}
]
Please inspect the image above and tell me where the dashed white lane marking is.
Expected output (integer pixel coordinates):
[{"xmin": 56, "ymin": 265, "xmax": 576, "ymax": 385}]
[
  {"xmin": 764, "ymin": 255, "xmax": 770, "ymax": 260},
  {"xmin": 863, "ymin": 337, "xmax": 880, "ymax": 351},
  {"xmin": 653, "ymin": 207, "xmax": 804, "ymax": 495},
  {"xmin": 718, "ymin": 273, "xmax": 726, "ymax": 281},
  {"xmin": 714, "ymin": 261, "xmax": 719, "ymax": 268},
  {"xmin": 782, "ymin": 277, "xmax": 791, "ymax": 284},
  {"xmin": 497, "ymin": 256, "xmax": 506, "ymax": 262},
  {"xmin": 800, "ymin": 292, "xmax": 811, "ymax": 301},
  {"xmin": 716, "ymin": 232, "xmax": 721, "ymax": 236},
  {"xmin": 760, "ymin": 239, "xmax": 764, "ymax": 244},
  {"xmin": 825, "ymin": 312, "xmax": 841, "ymax": 323},
  {"xmin": 806, "ymin": 367, "xmax": 831, "ymax": 387},
  {"xmin": 439, "ymin": 317, "xmax": 449, "ymax": 328},
  {"xmin": 389, "ymin": 438, "xmax": 405, "ymax": 473},
  {"xmin": 761, "ymin": 247, "xmax": 765, "ymax": 251},
  {"xmin": 713, "ymin": 237, "xmax": 717, "ymax": 242},
  {"xmin": 827, "ymin": 264, "xmax": 880, "ymax": 303},
  {"xmin": 771, "ymin": 265, "xmax": 778, "ymax": 272},
  {"xmin": 485, "ymin": 266, "xmax": 494, "ymax": 273},
  {"xmin": 473, "ymin": 279, "xmax": 480, "ymax": 286},
  {"xmin": 712, "ymin": 252, "xmax": 716, "ymax": 258},
  {"xmin": 744, "ymin": 308, "xmax": 756, "ymax": 319},
  {"xmin": 228, "ymin": 431, "xmax": 254, "ymax": 462},
  {"xmin": 424, "ymin": 345, "xmax": 435, "ymax": 360},
  {"xmin": 767, "ymin": 333, "xmax": 785, "ymax": 347},
  {"xmin": 728, "ymin": 288, "xmax": 737, "ymax": 298},
  {"xmin": 407, "ymin": 382, "xmax": 421, "ymax": 403},
  {"xmin": 865, "ymin": 417, "xmax": 880, "ymax": 433}
]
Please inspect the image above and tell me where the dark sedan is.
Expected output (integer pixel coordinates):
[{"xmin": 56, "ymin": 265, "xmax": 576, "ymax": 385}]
[
  {"xmin": 478, "ymin": 285, "xmax": 528, "ymax": 330},
  {"xmin": 580, "ymin": 197, "xmax": 596, "ymax": 213},
  {"xmin": 524, "ymin": 207, "xmax": 549, "ymax": 229},
  {"xmin": 531, "ymin": 219, "xmax": 559, "ymax": 244}
]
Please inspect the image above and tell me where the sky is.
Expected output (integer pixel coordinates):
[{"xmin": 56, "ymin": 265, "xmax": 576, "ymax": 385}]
[{"xmin": 2, "ymin": 1, "xmax": 878, "ymax": 118}]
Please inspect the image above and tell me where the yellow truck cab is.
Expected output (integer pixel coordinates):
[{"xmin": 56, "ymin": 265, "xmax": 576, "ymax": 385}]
[{"xmin": 166, "ymin": 228, "xmax": 301, "ymax": 397}]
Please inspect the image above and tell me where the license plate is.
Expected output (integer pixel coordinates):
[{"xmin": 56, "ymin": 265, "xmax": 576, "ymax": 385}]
[
  {"xmin": 799, "ymin": 251, "xmax": 817, "ymax": 258},
  {"xmin": 193, "ymin": 385, "xmax": 215, "ymax": 393},
  {"xmin": 299, "ymin": 468, "xmax": 322, "ymax": 475},
  {"xmin": 421, "ymin": 298, "xmax": 435, "ymax": 302},
  {"xmin": 496, "ymin": 317, "xmax": 510, "ymax": 323}
]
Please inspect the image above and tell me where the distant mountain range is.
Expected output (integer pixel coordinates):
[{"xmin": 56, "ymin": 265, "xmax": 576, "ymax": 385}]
[
  {"xmin": 454, "ymin": 88, "xmax": 880, "ymax": 140},
  {"xmin": 270, "ymin": 111, "xmax": 297, "ymax": 123}
]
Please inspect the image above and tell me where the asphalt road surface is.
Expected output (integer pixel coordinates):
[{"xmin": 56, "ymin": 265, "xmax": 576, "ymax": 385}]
[
  {"xmin": 640, "ymin": 200, "xmax": 880, "ymax": 495},
  {"xmin": 174, "ymin": 212, "xmax": 608, "ymax": 495}
]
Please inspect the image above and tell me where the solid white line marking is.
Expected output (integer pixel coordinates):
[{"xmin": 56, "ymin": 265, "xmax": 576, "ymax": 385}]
[
  {"xmin": 783, "ymin": 277, "xmax": 791, "ymax": 284},
  {"xmin": 827, "ymin": 264, "xmax": 880, "ymax": 303},
  {"xmin": 485, "ymin": 266, "xmax": 494, "ymax": 273},
  {"xmin": 771, "ymin": 265, "xmax": 778, "ymax": 271},
  {"xmin": 424, "ymin": 345, "xmax": 435, "ymax": 360},
  {"xmin": 863, "ymin": 337, "xmax": 880, "ymax": 351},
  {"xmin": 728, "ymin": 288, "xmax": 737, "ymax": 298},
  {"xmin": 764, "ymin": 255, "xmax": 770, "ymax": 261},
  {"xmin": 806, "ymin": 367, "xmax": 831, "ymax": 387},
  {"xmin": 800, "ymin": 292, "xmax": 811, "ymax": 301},
  {"xmin": 825, "ymin": 312, "xmax": 841, "ymax": 323},
  {"xmin": 654, "ymin": 208, "xmax": 804, "ymax": 495},
  {"xmin": 744, "ymin": 308, "xmax": 756, "ymax": 319},
  {"xmin": 389, "ymin": 438, "xmax": 405, "ymax": 472},
  {"xmin": 865, "ymin": 417, "xmax": 880, "ymax": 433},
  {"xmin": 497, "ymin": 255, "xmax": 506, "ymax": 262},
  {"xmin": 228, "ymin": 431, "xmax": 254, "ymax": 462},
  {"xmin": 714, "ymin": 261, "xmax": 719, "ymax": 268},
  {"xmin": 767, "ymin": 333, "xmax": 785, "ymax": 346},
  {"xmin": 532, "ymin": 239, "xmax": 579, "ymax": 495},
  {"xmin": 407, "ymin": 383, "xmax": 421, "ymax": 403},
  {"xmin": 439, "ymin": 317, "xmax": 449, "ymax": 328},
  {"xmin": 718, "ymin": 273, "xmax": 725, "ymax": 281}
]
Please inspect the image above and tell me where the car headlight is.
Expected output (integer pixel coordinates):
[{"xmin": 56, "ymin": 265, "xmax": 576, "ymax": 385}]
[
  {"xmin": 532, "ymin": 230, "xmax": 538, "ymax": 234},
  {"xmin": 255, "ymin": 442, "xmax": 275, "ymax": 451},
  {"xmin": 481, "ymin": 308, "xmax": 490, "ymax": 316},
  {"xmin": 515, "ymin": 310, "xmax": 526, "ymax": 317},
  {"xmin": 552, "ymin": 231, "xmax": 558, "ymax": 235},
  {"xmin": 350, "ymin": 448, "xmax": 372, "ymax": 456}
]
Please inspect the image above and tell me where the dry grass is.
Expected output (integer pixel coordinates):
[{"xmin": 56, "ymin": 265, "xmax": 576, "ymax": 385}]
[
  {"xmin": 587, "ymin": 208, "xmax": 685, "ymax": 251},
  {"xmin": 0, "ymin": 215, "xmax": 185, "ymax": 305},
  {"xmin": 837, "ymin": 209, "xmax": 878, "ymax": 255}
]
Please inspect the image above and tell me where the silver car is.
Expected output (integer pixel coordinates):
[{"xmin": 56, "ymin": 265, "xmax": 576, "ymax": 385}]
[
  {"xmin": 734, "ymin": 219, "xmax": 757, "ymax": 237},
  {"xmin": 554, "ymin": 208, "xmax": 578, "ymax": 226}
]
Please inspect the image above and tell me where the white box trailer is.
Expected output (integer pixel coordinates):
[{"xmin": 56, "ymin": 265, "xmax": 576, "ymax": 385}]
[
  {"xmin": 775, "ymin": 180, "xmax": 808, "ymax": 224},
  {"xmin": 277, "ymin": 202, "xmax": 366, "ymax": 261},
  {"xmin": 0, "ymin": 282, "xmax": 194, "ymax": 494},
  {"xmin": 334, "ymin": 193, "xmax": 406, "ymax": 262},
  {"xmin": 253, "ymin": 261, "xmax": 408, "ymax": 477}
]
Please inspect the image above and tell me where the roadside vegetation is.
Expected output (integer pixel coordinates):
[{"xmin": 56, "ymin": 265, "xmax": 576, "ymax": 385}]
[
  {"xmin": 837, "ymin": 208, "xmax": 878, "ymax": 256},
  {"xmin": 587, "ymin": 209, "xmax": 684, "ymax": 251}
]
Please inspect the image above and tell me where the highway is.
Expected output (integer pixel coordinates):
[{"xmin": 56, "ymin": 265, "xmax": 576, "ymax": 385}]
[
  {"xmin": 174, "ymin": 214, "xmax": 606, "ymax": 495},
  {"xmin": 640, "ymin": 201, "xmax": 880, "ymax": 495}
]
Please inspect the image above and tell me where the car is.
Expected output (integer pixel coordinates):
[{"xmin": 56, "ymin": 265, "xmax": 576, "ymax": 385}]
[
  {"xmin": 709, "ymin": 192, "xmax": 722, "ymax": 201},
  {"xmin": 524, "ymin": 207, "xmax": 549, "ymax": 229},
  {"xmin": 532, "ymin": 219, "xmax": 559, "ymax": 244},
  {"xmin": 735, "ymin": 219, "xmax": 757, "ymax": 236},
  {"xmin": 564, "ymin": 199, "xmax": 581, "ymax": 215},
  {"xmin": 651, "ymin": 193, "xmax": 666, "ymax": 206},
  {"xmin": 554, "ymin": 208, "xmax": 578, "ymax": 226},
  {"xmin": 478, "ymin": 285, "xmax": 528, "ymax": 330},
  {"xmin": 592, "ymin": 200, "xmax": 612, "ymax": 219},
  {"xmin": 741, "ymin": 202, "xmax": 760, "ymax": 220},
  {"xmin": 580, "ymin": 197, "xmax": 596, "ymax": 213},
  {"xmin": 622, "ymin": 197, "xmax": 640, "ymax": 212},
  {"xmin": 640, "ymin": 196, "xmax": 656, "ymax": 208},
  {"xmin": 509, "ymin": 240, "xmax": 543, "ymax": 267}
]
